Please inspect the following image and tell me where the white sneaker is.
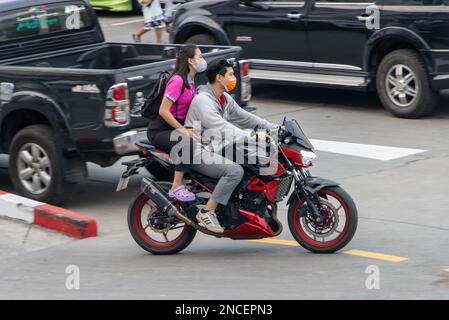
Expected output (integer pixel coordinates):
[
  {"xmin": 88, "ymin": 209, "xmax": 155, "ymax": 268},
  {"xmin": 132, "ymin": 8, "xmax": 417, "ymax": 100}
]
[{"xmin": 196, "ymin": 210, "xmax": 224, "ymax": 234}]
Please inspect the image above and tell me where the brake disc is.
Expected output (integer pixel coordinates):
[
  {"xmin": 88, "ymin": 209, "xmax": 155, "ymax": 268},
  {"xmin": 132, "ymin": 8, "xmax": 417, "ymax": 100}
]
[
  {"xmin": 144, "ymin": 201, "xmax": 172, "ymax": 234},
  {"xmin": 302, "ymin": 199, "xmax": 339, "ymax": 238}
]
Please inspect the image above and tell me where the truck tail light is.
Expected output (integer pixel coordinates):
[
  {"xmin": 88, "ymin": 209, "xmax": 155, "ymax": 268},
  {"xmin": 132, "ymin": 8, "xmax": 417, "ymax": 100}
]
[
  {"xmin": 112, "ymin": 85, "xmax": 127, "ymax": 101},
  {"xmin": 105, "ymin": 83, "xmax": 130, "ymax": 127},
  {"xmin": 240, "ymin": 60, "xmax": 250, "ymax": 77},
  {"xmin": 111, "ymin": 105, "xmax": 130, "ymax": 125},
  {"xmin": 239, "ymin": 60, "xmax": 252, "ymax": 102}
]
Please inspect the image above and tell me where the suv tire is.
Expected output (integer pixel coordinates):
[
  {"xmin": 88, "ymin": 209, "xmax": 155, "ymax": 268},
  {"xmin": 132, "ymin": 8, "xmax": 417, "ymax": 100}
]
[
  {"xmin": 185, "ymin": 34, "xmax": 217, "ymax": 45},
  {"xmin": 9, "ymin": 125, "xmax": 85, "ymax": 205},
  {"xmin": 132, "ymin": 0, "xmax": 142, "ymax": 14},
  {"xmin": 376, "ymin": 49, "xmax": 439, "ymax": 118}
]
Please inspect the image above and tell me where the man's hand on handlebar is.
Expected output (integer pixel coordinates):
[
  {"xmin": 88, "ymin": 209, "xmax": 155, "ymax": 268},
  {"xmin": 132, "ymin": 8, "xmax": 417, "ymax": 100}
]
[{"xmin": 256, "ymin": 131, "xmax": 268, "ymax": 141}]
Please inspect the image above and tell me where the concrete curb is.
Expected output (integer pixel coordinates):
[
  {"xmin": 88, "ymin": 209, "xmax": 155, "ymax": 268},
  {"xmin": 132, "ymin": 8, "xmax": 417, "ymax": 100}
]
[{"xmin": 0, "ymin": 190, "xmax": 97, "ymax": 238}]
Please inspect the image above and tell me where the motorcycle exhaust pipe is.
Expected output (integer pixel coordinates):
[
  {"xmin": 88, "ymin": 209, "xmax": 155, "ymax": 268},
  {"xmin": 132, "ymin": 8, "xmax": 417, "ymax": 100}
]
[
  {"xmin": 140, "ymin": 177, "xmax": 193, "ymax": 225},
  {"xmin": 141, "ymin": 177, "xmax": 181, "ymax": 216},
  {"xmin": 140, "ymin": 177, "xmax": 224, "ymax": 237}
]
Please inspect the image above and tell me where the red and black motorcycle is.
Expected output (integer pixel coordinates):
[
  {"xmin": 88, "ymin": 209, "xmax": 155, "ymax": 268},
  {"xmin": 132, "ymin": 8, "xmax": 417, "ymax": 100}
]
[{"xmin": 117, "ymin": 118, "xmax": 358, "ymax": 255}]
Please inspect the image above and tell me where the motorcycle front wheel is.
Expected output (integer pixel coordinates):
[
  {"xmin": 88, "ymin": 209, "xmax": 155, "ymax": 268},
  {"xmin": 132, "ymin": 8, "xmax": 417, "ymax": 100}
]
[
  {"xmin": 128, "ymin": 191, "xmax": 196, "ymax": 255},
  {"xmin": 288, "ymin": 186, "xmax": 358, "ymax": 253}
]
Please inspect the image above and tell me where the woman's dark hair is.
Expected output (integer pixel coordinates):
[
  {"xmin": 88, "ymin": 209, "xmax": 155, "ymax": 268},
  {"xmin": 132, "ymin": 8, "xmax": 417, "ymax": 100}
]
[
  {"xmin": 172, "ymin": 44, "xmax": 198, "ymax": 89},
  {"xmin": 206, "ymin": 58, "xmax": 234, "ymax": 84}
]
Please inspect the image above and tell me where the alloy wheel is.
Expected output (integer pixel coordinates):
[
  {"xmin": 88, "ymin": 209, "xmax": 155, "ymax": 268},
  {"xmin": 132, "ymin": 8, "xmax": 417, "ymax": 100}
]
[
  {"xmin": 17, "ymin": 143, "xmax": 52, "ymax": 195},
  {"xmin": 385, "ymin": 64, "xmax": 419, "ymax": 108}
]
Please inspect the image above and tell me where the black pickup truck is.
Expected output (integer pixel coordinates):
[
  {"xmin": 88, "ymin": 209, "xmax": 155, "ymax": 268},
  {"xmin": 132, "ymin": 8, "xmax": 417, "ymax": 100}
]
[
  {"xmin": 0, "ymin": 0, "xmax": 251, "ymax": 203},
  {"xmin": 171, "ymin": 0, "xmax": 449, "ymax": 119}
]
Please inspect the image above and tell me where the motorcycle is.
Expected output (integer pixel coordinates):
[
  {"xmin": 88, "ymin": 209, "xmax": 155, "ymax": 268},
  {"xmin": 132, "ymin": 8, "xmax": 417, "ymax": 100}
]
[{"xmin": 117, "ymin": 118, "xmax": 358, "ymax": 255}]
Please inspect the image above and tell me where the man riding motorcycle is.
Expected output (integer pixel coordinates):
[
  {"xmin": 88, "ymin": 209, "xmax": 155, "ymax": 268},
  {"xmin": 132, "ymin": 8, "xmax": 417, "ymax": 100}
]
[
  {"xmin": 184, "ymin": 58, "xmax": 278, "ymax": 233},
  {"xmin": 119, "ymin": 60, "xmax": 358, "ymax": 255}
]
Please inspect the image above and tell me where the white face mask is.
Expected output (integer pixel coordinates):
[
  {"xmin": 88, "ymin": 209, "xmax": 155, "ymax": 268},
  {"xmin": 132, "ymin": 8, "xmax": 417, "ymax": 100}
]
[{"xmin": 193, "ymin": 58, "xmax": 207, "ymax": 73}]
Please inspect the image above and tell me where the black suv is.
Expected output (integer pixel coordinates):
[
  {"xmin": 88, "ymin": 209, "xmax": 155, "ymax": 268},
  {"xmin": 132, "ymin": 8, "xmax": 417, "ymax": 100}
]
[{"xmin": 171, "ymin": 0, "xmax": 449, "ymax": 118}]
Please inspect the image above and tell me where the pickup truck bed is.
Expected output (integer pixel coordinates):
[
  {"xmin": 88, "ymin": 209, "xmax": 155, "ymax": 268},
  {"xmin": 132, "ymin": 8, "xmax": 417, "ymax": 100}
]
[
  {"xmin": 4, "ymin": 43, "xmax": 176, "ymax": 69},
  {"xmin": 0, "ymin": 0, "xmax": 251, "ymax": 204},
  {"xmin": 1, "ymin": 43, "xmax": 246, "ymax": 153}
]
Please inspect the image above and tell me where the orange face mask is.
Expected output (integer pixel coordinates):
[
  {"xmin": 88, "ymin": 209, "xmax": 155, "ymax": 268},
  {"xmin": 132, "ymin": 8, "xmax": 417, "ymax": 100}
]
[
  {"xmin": 221, "ymin": 77, "xmax": 237, "ymax": 92},
  {"xmin": 226, "ymin": 78, "xmax": 237, "ymax": 91}
]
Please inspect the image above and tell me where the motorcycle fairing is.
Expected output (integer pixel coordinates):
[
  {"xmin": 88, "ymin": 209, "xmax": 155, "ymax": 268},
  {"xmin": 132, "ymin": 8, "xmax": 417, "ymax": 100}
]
[
  {"xmin": 286, "ymin": 177, "xmax": 340, "ymax": 205},
  {"xmin": 222, "ymin": 209, "xmax": 277, "ymax": 239},
  {"xmin": 283, "ymin": 118, "xmax": 314, "ymax": 151}
]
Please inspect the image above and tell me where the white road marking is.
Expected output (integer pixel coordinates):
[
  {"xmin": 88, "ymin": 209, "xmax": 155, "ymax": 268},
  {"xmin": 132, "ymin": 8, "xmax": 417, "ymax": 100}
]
[
  {"xmin": 111, "ymin": 19, "xmax": 143, "ymax": 26},
  {"xmin": 310, "ymin": 139, "xmax": 427, "ymax": 161}
]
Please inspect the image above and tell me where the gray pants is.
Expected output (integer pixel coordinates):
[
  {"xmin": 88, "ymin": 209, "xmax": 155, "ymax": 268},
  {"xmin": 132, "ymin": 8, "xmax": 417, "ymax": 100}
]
[
  {"xmin": 167, "ymin": 134, "xmax": 244, "ymax": 206},
  {"xmin": 187, "ymin": 149, "xmax": 244, "ymax": 206}
]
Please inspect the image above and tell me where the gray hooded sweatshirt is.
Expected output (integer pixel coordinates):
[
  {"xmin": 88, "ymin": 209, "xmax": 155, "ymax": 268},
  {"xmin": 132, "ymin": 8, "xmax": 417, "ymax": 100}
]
[{"xmin": 185, "ymin": 83, "xmax": 277, "ymax": 153}]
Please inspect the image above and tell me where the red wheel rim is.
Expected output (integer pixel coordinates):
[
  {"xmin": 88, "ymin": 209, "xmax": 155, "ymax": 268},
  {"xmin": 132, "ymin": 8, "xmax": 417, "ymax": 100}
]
[
  {"xmin": 293, "ymin": 189, "xmax": 350, "ymax": 248},
  {"xmin": 133, "ymin": 194, "xmax": 188, "ymax": 249}
]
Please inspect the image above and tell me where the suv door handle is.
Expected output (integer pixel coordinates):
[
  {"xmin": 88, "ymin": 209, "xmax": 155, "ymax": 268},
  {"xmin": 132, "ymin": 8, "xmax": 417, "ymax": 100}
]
[
  {"xmin": 287, "ymin": 13, "xmax": 303, "ymax": 20},
  {"xmin": 357, "ymin": 15, "xmax": 372, "ymax": 22}
]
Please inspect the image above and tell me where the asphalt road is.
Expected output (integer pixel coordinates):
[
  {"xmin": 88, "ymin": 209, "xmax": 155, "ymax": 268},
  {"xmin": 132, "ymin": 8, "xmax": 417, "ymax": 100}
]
[{"xmin": 1, "ymin": 12, "xmax": 449, "ymax": 300}]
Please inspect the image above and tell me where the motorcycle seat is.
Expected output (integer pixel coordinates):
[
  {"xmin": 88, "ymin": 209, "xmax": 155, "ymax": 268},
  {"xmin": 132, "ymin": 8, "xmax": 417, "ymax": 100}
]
[
  {"xmin": 136, "ymin": 140, "xmax": 174, "ymax": 165},
  {"xmin": 136, "ymin": 139, "xmax": 155, "ymax": 150}
]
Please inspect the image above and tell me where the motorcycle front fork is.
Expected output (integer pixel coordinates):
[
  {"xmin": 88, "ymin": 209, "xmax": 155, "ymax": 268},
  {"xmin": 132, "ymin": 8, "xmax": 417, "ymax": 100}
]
[{"xmin": 291, "ymin": 168, "xmax": 323, "ymax": 222}]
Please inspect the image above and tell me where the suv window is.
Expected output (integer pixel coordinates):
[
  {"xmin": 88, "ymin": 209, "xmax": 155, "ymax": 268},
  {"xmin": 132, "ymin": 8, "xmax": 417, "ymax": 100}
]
[
  {"xmin": 0, "ymin": 1, "xmax": 93, "ymax": 44},
  {"xmin": 314, "ymin": 0, "xmax": 375, "ymax": 2},
  {"xmin": 252, "ymin": 1, "xmax": 304, "ymax": 2},
  {"xmin": 382, "ymin": 0, "xmax": 446, "ymax": 4}
]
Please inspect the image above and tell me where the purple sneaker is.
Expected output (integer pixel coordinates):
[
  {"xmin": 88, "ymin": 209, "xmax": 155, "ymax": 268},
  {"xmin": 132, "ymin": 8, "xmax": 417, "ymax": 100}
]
[{"xmin": 168, "ymin": 185, "xmax": 196, "ymax": 202}]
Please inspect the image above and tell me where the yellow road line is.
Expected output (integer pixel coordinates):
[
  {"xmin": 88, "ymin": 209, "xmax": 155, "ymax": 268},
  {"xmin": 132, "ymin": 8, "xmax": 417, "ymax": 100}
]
[
  {"xmin": 444, "ymin": 268, "xmax": 449, "ymax": 273},
  {"xmin": 249, "ymin": 238, "xmax": 408, "ymax": 263},
  {"xmin": 343, "ymin": 249, "xmax": 408, "ymax": 263}
]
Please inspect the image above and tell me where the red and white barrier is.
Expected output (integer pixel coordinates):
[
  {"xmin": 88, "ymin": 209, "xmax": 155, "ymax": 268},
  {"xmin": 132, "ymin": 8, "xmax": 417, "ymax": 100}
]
[{"xmin": 0, "ymin": 190, "xmax": 97, "ymax": 238}]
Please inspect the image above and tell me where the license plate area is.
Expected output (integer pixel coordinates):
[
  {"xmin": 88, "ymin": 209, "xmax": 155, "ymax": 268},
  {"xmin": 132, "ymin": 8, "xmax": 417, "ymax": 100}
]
[{"xmin": 116, "ymin": 173, "xmax": 130, "ymax": 192}]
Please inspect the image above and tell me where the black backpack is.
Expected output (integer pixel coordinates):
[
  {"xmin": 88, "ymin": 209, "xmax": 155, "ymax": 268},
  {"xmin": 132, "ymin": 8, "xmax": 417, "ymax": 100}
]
[{"xmin": 141, "ymin": 71, "xmax": 185, "ymax": 120}]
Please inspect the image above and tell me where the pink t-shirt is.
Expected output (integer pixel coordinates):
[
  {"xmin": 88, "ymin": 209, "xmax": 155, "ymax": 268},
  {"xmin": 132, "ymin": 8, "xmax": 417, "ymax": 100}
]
[{"xmin": 164, "ymin": 74, "xmax": 195, "ymax": 122}]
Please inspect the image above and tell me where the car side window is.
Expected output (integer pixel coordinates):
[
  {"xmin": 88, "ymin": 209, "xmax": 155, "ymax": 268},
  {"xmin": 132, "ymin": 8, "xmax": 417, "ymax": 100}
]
[
  {"xmin": 314, "ymin": 0, "xmax": 376, "ymax": 2},
  {"xmin": 251, "ymin": 0, "xmax": 304, "ymax": 2},
  {"xmin": 382, "ymin": 0, "xmax": 447, "ymax": 4},
  {"xmin": 0, "ymin": 1, "xmax": 93, "ymax": 44}
]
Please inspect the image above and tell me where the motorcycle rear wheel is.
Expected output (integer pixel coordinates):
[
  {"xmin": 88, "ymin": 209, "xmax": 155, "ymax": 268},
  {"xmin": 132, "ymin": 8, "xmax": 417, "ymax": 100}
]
[
  {"xmin": 128, "ymin": 191, "xmax": 196, "ymax": 255},
  {"xmin": 288, "ymin": 186, "xmax": 358, "ymax": 253}
]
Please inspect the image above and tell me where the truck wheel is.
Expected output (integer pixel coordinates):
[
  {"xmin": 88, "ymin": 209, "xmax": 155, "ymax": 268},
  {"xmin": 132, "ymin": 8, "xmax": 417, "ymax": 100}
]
[
  {"xmin": 132, "ymin": 0, "xmax": 142, "ymax": 14},
  {"xmin": 185, "ymin": 34, "xmax": 217, "ymax": 45},
  {"xmin": 9, "ymin": 125, "xmax": 83, "ymax": 205},
  {"xmin": 376, "ymin": 49, "xmax": 439, "ymax": 119}
]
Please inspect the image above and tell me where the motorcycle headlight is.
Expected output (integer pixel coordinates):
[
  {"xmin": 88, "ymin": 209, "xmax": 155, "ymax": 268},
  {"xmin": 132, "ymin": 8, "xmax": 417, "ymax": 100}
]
[{"xmin": 301, "ymin": 150, "xmax": 317, "ymax": 166}]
